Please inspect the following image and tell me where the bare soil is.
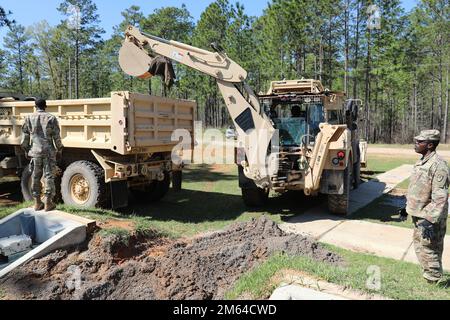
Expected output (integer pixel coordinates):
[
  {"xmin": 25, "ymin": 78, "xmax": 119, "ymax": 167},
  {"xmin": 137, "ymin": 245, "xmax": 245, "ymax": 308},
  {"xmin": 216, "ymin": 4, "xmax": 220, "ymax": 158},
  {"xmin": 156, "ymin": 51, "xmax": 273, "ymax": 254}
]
[{"xmin": 0, "ymin": 217, "xmax": 343, "ymax": 300}]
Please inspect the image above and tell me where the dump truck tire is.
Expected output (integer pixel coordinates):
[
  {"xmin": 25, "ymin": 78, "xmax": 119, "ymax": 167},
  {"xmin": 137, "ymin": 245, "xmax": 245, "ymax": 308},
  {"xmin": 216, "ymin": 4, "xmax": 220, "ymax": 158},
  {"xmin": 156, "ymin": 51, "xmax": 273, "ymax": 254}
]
[
  {"xmin": 327, "ymin": 167, "xmax": 351, "ymax": 215},
  {"xmin": 241, "ymin": 188, "xmax": 269, "ymax": 207},
  {"xmin": 61, "ymin": 161, "xmax": 108, "ymax": 208},
  {"xmin": 131, "ymin": 171, "xmax": 170, "ymax": 203},
  {"xmin": 21, "ymin": 164, "xmax": 62, "ymax": 203}
]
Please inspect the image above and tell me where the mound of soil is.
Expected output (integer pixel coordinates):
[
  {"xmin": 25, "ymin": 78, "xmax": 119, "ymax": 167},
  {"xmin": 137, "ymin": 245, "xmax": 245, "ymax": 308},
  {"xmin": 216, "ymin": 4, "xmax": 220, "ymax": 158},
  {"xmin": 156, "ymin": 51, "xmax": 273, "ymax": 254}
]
[{"xmin": 0, "ymin": 217, "xmax": 343, "ymax": 300}]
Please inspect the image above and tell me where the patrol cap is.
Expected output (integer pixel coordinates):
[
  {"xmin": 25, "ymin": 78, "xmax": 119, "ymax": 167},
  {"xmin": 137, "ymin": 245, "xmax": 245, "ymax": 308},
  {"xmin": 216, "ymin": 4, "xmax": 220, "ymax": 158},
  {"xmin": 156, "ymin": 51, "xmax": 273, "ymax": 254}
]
[
  {"xmin": 414, "ymin": 129, "xmax": 441, "ymax": 141},
  {"xmin": 35, "ymin": 98, "xmax": 47, "ymax": 109}
]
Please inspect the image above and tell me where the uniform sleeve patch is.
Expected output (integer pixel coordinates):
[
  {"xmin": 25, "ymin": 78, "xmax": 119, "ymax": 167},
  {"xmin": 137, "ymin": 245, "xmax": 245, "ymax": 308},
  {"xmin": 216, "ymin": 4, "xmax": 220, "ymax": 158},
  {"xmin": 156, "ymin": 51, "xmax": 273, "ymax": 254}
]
[{"xmin": 434, "ymin": 168, "xmax": 449, "ymax": 188}]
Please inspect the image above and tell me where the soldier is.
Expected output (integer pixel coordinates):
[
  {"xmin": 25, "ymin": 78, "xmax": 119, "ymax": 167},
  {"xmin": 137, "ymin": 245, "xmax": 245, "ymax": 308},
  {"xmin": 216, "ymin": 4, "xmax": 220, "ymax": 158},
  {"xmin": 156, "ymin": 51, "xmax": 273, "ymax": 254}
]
[
  {"xmin": 21, "ymin": 98, "xmax": 63, "ymax": 211},
  {"xmin": 405, "ymin": 129, "xmax": 448, "ymax": 284}
]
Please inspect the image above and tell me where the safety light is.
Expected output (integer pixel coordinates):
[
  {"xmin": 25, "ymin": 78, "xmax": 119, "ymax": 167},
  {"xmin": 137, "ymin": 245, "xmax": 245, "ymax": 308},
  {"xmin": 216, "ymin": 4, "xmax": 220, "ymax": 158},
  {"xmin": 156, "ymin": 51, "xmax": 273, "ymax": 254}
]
[{"xmin": 337, "ymin": 151, "xmax": 346, "ymax": 160}]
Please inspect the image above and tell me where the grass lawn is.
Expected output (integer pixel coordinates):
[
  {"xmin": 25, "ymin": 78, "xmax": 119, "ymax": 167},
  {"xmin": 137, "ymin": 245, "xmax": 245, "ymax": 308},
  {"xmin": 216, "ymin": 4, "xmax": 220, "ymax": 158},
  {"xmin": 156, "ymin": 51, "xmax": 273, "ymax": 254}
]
[
  {"xmin": 226, "ymin": 244, "xmax": 450, "ymax": 300},
  {"xmin": 370, "ymin": 143, "xmax": 450, "ymax": 151}
]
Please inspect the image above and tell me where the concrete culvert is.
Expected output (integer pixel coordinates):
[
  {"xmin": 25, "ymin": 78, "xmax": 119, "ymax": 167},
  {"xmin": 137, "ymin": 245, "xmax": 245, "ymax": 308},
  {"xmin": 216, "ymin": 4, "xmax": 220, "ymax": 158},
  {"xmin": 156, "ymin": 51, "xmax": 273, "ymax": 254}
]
[{"xmin": 0, "ymin": 217, "xmax": 343, "ymax": 300}]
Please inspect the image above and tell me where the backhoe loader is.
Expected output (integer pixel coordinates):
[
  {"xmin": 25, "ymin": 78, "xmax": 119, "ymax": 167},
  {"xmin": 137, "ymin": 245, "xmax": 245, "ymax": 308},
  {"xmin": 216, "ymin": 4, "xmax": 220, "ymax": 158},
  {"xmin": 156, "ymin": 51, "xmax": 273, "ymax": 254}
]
[{"xmin": 118, "ymin": 26, "xmax": 366, "ymax": 215}]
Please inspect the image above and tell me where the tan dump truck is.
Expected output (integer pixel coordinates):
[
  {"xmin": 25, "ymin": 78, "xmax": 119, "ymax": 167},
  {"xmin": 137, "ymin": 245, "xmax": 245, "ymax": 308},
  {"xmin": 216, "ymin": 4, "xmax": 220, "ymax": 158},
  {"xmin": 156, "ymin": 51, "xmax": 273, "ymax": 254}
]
[{"xmin": 0, "ymin": 92, "xmax": 195, "ymax": 208}]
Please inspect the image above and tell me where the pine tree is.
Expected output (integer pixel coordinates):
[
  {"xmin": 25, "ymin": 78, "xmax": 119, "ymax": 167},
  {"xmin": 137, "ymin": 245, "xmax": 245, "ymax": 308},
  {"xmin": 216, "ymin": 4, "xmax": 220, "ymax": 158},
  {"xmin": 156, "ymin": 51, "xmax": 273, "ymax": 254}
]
[
  {"xmin": 58, "ymin": 0, "xmax": 104, "ymax": 98},
  {"xmin": 3, "ymin": 23, "xmax": 32, "ymax": 94}
]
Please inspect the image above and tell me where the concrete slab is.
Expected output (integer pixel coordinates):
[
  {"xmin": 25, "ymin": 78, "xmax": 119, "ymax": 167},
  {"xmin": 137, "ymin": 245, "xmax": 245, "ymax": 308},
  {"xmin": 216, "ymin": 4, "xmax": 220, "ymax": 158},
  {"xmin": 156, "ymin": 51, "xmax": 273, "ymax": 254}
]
[
  {"xmin": 0, "ymin": 209, "xmax": 95, "ymax": 279},
  {"xmin": 279, "ymin": 204, "xmax": 345, "ymax": 240},
  {"xmin": 349, "ymin": 181, "xmax": 389, "ymax": 214},
  {"xmin": 375, "ymin": 165, "xmax": 413, "ymax": 186},
  {"xmin": 269, "ymin": 284, "xmax": 348, "ymax": 300},
  {"xmin": 320, "ymin": 220, "xmax": 414, "ymax": 260}
]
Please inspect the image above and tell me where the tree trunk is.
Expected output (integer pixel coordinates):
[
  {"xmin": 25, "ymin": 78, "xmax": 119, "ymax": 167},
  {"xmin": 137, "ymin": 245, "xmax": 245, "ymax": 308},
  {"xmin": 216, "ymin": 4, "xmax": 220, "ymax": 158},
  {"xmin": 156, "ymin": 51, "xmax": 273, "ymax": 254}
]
[
  {"xmin": 75, "ymin": 36, "xmax": 79, "ymax": 99},
  {"xmin": 444, "ymin": 67, "xmax": 449, "ymax": 143},
  {"xmin": 364, "ymin": 29, "xmax": 371, "ymax": 141},
  {"xmin": 344, "ymin": 0, "xmax": 350, "ymax": 96},
  {"xmin": 352, "ymin": 0, "xmax": 361, "ymax": 99}
]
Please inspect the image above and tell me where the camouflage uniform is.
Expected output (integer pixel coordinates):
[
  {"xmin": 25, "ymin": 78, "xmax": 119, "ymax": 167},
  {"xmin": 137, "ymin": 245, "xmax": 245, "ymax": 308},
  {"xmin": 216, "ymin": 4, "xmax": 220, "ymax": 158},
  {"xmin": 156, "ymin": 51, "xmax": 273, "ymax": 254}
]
[
  {"xmin": 406, "ymin": 130, "xmax": 449, "ymax": 282},
  {"xmin": 21, "ymin": 109, "xmax": 63, "ymax": 200}
]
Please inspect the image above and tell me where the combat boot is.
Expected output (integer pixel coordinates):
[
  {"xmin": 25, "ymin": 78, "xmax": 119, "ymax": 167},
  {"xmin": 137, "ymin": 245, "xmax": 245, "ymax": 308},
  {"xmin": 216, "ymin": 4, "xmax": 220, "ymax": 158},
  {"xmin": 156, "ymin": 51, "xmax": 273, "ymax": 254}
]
[
  {"xmin": 44, "ymin": 197, "xmax": 56, "ymax": 212},
  {"xmin": 33, "ymin": 198, "xmax": 44, "ymax": 211}
]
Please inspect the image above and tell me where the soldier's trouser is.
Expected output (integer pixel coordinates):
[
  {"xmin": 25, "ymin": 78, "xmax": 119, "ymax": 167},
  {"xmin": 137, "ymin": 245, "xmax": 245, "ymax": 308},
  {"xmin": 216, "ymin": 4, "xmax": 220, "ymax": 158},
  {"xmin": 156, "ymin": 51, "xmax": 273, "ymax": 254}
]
[
  {"xmin": 31, "ymin": 157, "xmax": 56, "ymax": 199},
  {"xmin": 412, "ymin": 216, "xmax": 447, "ymax": 281}
]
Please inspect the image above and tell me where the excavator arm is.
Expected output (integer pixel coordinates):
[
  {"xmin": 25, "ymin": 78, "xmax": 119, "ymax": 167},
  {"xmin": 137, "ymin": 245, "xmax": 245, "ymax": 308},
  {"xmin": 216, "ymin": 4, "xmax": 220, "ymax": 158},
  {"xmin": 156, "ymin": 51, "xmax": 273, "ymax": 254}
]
[{"xmin": 119, "ymin": 26, "xmax": 275, "ymax": 187}]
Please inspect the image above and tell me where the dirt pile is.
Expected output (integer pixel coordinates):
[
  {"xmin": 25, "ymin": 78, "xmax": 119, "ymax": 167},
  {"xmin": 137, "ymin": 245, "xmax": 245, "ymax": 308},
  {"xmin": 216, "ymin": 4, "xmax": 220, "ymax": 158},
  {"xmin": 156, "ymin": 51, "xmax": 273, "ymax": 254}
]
[{"xmin": 0, "ymin": 216, "xmax": 343, "ymax": 300}]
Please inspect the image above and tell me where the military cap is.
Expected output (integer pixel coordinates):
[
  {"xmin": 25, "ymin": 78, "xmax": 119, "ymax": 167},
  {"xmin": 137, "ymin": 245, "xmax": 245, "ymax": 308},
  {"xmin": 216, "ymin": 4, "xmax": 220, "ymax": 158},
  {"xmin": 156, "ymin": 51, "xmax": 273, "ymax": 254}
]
[
  {"xmin": 35, "ymin": 98, "xmax": 47, "ymax": 110},
  {"xmin": 414, "ymin": 129, "xmax": 441, "ymax": 141}
]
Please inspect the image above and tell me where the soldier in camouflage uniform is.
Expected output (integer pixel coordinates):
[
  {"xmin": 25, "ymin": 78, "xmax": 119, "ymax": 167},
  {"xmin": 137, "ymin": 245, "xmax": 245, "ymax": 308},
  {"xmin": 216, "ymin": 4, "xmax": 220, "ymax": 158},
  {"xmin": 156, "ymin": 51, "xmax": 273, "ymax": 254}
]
[
  {"xmin": 406, "ymin": 129, "xmax": 448, "ymax": 283},
  {"xmin": 21, "ymin": 98, "xmax": 63, "ymax": 211}
]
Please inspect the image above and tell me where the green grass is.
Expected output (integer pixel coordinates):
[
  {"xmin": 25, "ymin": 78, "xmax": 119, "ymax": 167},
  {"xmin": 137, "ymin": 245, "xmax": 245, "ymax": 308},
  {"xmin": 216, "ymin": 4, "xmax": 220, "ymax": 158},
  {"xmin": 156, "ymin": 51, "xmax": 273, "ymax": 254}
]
[
  {"xmin": 0, "ymin": 202, "xmax": 32, "ymax": 219},
  {"xmin": 363, "ymin": 154, "xmax": 416, "ymax": 180},
  {"xmin": 370, "ymin": 144, "xmax": 450, "ymax": 151},
  {"xmin": 226, "ymin": 244, "xmax": 450, "ymax": 300}
]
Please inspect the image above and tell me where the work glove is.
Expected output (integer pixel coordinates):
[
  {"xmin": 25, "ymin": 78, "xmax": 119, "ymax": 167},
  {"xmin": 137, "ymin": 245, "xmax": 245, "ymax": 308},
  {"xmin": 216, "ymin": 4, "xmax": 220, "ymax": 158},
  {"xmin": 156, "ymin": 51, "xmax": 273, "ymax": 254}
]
[
  {"xmin": 398, "ymin": 208, "xmax": 408, "ymax": 222},
  {"xmin": 418, "ymin": 219, "xmax": 434, "ymax": 241}
]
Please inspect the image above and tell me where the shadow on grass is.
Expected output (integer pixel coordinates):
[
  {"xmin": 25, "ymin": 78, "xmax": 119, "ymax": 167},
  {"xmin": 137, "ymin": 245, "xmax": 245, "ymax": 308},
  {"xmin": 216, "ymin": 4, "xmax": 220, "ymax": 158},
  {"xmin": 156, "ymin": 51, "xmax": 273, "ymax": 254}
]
[
  {"xmin": 351, "ymin": 192, "xmax": 407, "ymax": 223},
  {"xmin": 182, "ymin": 164, "xmax": 237, "ymax": 183},
  {"xmin": 120, "ymin": 189, "xmax": 323, "ymax": 223}
]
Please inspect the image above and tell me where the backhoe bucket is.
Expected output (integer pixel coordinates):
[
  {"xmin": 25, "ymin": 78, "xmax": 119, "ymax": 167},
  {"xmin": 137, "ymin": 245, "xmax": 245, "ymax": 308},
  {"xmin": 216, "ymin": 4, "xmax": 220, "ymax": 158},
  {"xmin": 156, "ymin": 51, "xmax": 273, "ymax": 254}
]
[{"xmin": 119, "ymin": 40, "xmax": 175, "ymax": 87}]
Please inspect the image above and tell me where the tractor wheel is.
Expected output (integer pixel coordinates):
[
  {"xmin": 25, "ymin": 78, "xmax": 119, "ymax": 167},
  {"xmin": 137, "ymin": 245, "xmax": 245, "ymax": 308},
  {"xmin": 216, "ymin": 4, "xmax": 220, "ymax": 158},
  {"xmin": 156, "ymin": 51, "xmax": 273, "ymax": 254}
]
[
  {"xmin": 130, "ymin": 171, "xmax": 171, "ymax": 203},
  {"xmin": 353, "ymin": 160, "xmax": 361, "ymax": 189},
  {"xmin": 241, "ymin": 187, "xmax": 269, "ymax": 207},
  {"xmin": 328, "ymin": 166, "xmax": 351, "ymax": 215}
]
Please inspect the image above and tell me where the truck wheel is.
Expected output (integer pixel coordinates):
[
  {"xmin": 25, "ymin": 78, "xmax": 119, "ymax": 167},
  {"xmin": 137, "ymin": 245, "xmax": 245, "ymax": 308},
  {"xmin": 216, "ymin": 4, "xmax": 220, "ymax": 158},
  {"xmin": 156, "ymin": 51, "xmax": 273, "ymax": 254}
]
[
  {"xmin": 61, "ymin": 161, "xmax": 108, "ymax": 208},
  {"xmin": 353, "ymin": 160, "xmax": 361, "ymax": 189},
  {"xmin": 21, "ymin": 164, "xmax": 62, "ymax": 203},
  {"xmin": 241, "ymin": 187, "xmax": 269, "ymax": 207},
  {"xmin": 172, "ymin": 171, "xmax": 182, "ymax": 191},
  {"xmin": 328, "ymin": 167, "xmax": 351, "ymax": 215},
  {"xmin": 131, "ymin": 171, "xmax": 171, "ymax": 203}
]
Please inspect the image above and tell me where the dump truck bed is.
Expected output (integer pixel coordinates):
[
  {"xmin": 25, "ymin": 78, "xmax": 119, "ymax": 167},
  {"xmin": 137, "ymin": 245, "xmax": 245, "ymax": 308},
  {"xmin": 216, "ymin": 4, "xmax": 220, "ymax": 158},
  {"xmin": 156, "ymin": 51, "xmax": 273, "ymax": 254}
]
[{"xmin": 0, "ymin": 91, "xmax": 195, "ymax": 155}]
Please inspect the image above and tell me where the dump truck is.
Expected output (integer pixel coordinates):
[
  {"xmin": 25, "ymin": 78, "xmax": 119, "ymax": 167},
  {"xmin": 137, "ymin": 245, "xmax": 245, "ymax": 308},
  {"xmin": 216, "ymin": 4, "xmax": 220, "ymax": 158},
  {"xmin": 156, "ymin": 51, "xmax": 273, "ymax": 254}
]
[
  {"xmin": 118, "ymin": 26, "xmax": 366, "ymax": 215},
  {"xmin": 0, "ymin": 92, "xmax": 195, "ymax": 209}
]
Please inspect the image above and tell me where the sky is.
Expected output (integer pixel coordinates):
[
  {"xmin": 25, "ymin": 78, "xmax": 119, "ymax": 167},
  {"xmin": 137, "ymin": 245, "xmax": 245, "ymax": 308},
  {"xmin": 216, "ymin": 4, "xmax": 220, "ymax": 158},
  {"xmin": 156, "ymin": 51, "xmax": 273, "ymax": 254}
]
[{"xmin": 0, "ymin": 0, "xmax": 420, "ymax": 44}]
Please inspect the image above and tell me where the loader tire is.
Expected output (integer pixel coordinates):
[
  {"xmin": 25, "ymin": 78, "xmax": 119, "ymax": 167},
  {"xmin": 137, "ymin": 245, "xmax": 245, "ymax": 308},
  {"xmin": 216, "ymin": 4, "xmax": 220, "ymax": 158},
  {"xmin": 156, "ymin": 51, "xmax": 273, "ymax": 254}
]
[
  {"xmin": 21, "ymin": 163, "xmax": 62, "ymax": 203},
  {"xmin": 61, "ymin": 161, "xmax": 109, "ymax": 208},
  {"xmin": 353, "ymin": 160, "xmax": 361, "ymax": 189},
  {"xmin": 241, "ymin": 187, "xmax": 269, "ymax": 207},
  {"xmin": 328, "ymin": 167, "xmax": 351, "ymax": 215},
  {"xmin": 131, "ymin": 171, "xmax": 171, "ymax": 203}
]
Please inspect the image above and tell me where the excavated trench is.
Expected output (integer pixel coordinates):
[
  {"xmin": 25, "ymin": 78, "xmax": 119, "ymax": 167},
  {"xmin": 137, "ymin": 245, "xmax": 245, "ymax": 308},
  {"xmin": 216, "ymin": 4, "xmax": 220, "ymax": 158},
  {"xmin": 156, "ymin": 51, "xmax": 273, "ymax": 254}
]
[{"xmin": 0, "ymin": 217, "xmax": 343, "ymax": 300}]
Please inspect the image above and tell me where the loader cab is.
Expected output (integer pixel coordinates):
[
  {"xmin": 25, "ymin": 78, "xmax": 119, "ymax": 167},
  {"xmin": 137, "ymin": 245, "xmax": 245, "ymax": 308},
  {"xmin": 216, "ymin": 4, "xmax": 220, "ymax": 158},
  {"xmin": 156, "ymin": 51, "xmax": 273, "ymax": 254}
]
[{"xmin": 262, "ymin": 98, "xmax": 325, "ymax": 147}]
